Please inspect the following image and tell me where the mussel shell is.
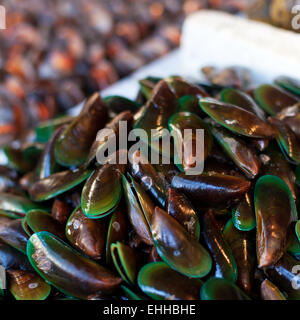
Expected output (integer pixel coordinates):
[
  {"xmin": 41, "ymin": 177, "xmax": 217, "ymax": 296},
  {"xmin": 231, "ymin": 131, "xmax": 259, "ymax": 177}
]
[
  {"xmin": 86, "ymin": 110, "xmax": 133, "ymax": 166},
  {"xmin": 232, "ymin": 193, "xmax": 256, "ymax": 231},
  {"xmin": 254, "ymin": 84, "xmax": 298, "ymax": 115},
  {"xmin": 199, "ymin": 98, "xmax": 274, "ymax": 138},
  {"xmin": 167, "ymin": 188, "xmax": 200, "ymax": 240},
  {"xmin": 254, "ymin": 175, "xmax": 298, "ymax": 267},
  {"xmin": 138, "ymin": 262, "xmax": 203, "ymax": 300},
  {"xmin": 51, "ymin": 199, "xmax": 71, "ymax": 224},
  {"xmin": 200, "ymin": 277, "xmax": 250, "ymax": 300},
  {"xmin": 296, "ymin": 220, "xmax": 300, "ymax": 243},
  {"xmin": 178, "ymin": 95, "xmax": 206, "ymax": 118},
  {"xmin": 34, "ymin": 125, "xmax": 63, "ymax": 181},
  {"xmin": 220, "ymin": 88, "xmax": 265, "ymax": 120},
  {"xmin": 121, "ymin": 174, "xmax": 154, "ymax": 245},
  {"xmin": 209, "ymin": 124, "xmax": 260, "ymax": 179},
  {"xmin": 120, "ymin": 285, "xmax": 145, "ymax": 300},
  {"xmin": 35, "ymin": 116, "xmax": 74, "ymax": 143},
  {"xmin": 203, "ymin": 211, "xmax": 237, "ymax": 282},
  {"xmin": 0, "ymin": 218, "xmax": 29, "ymax": 253},
  {"xmin": 151, "ymin": 207, "xmax": 212, "ymax": 278},
  {"xmin": 260, "ymin": 279, "xmax": 286, "ymax": 300},
  {"xmin": 111, "ymin": 241, "xmax": 142, "ymax": 285},
  {"xmin": 81, "ymin": 164, "xmax": 123, "ymax": 219},
  {"xmin": 26, "ymin": 210, "xmax": 66, "ymax": 240},
  {"xmin": 66, "ymin": 206, "xmax": 107, "ymax": 260},
  {"xmin": 103, "ymin": 96, "xmax": 140, "ymax": 115},
  {"xmin": 27, "ymin": 232, "xmax": 122, "ymax": 299},
  {"xmin": 0, "ymin": 240, "xmax": 32, "ymax": 271},
  {"xmin": 261, "ymin": 144, "xmax": 297, "ymax": 200},
  {"xmin": 138, "ymin": 77, "xmax": 161, "ymax": 100},
  {"xmin": 133, "ymin": 80, "xmax": 177, "ymax": 154},
  {"xmin": 54, "ymin": 93, "xmax": 108, "ymax": 167},
  {"xmin": 7, "ymin": 269, "xmax": 51, "ymax": 300},
  {"xmin": 223, "ymin": 219, "xmax": 256, "ymax": 295},
  {"xmin": 168, "ymin": 112, "xmax": 213, "ymax": 173},
  {"xmin": 106, "ymin": 206, "xmax": 128, "ymax": 265},
  {"xmin": 275, "ymin": 76, "xmax": 300, "ymax": 97},
  {"xmin": 29, "ymin": 167, "xmax": 91, "ymax": 202},
  {"xmin": 129, "ymin": 150, "xmax": 168, "ymax": 207},
  {"xmin": 2, "ymin": 145, "xmax": 39, "ymax": 174},
  {"xmin": 165, "ymin": 76, "xmax": 208, "ymax": 98},
  {"xmin": 268, "ymin": 117, "xmax": 300, "ymax": 165},
  {"xmin": 171, "ymin": 173, "xmax": 251, "ymax": 209},
  {"xmin": 287, "ymin": 222, "xmax": 300, "ymax": 256},
  {"xmin": 276, "ymin": 103, "xmax": 300, "ymax": 140}
]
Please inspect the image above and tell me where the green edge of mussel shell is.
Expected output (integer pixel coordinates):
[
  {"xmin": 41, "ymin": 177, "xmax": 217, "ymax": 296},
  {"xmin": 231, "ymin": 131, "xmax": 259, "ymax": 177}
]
[
  {"xmin": 200, "ymin": 277, "xmax": 250, "ymax": 300},
  {"xmin": 110, "ymin": 242, "xmax": 134, "ymax": 285}
]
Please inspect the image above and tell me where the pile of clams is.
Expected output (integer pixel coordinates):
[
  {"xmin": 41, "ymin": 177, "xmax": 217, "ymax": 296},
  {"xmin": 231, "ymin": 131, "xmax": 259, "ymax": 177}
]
[{"xmin": 1, "ymin": 71, "xmax": 300, "ymax": 300}]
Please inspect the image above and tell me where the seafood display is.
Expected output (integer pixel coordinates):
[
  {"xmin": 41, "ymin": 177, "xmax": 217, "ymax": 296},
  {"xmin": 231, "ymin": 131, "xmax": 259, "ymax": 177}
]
[{"xmin": 0, "ymin": 68, "xmax": 300, "ymax": 301}]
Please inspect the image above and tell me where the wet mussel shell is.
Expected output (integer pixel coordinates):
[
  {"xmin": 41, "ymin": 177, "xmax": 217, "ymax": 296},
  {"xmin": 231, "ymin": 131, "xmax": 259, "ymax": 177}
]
[
  {"xmin": 200, "ymin": 277, "xmax": 250, "ymax": 300},
  {"xmin": 223, "ymin": 219, "xmax": 256, "ymax": 295},
  {"xmin": 168, "ymin": 112, "xmax": 213, "ymax": 174},
  {"xmin": 26, "ymin": 210, "xmax": 65, "ymax": 240},
  {"xmin": 254, "ymin": 84, "xmax": 299, "ymax": 115},
  {"xmin": 27, "ymin": 231, "xmax": 122, "ymax": 299},
  {"xmin": 138, "ymin": 262, "xmax": 203, "ymax": 300},
  {"xmin": 151, "ymin": 207, "xmax": 212, "ymax": 278},
  {"xmin": 29, "ymin": 167, "xmax": 91, "ymax": 202},
  {"xmin": 199, "ymin": 98, "xmax": 274, "ymax": 138},
  {"xmin": 81, "ymin": 164, "xmax": 123, "ymax": 219},
  {"xmin": 111, "ymin": 241, "xmax": 143, "ymax": 285},
  {"xmin": 171, "ymin": 173, "xmax": 251, "ymax": 209},
  {"xmin": 202, "ymin": 211, "xmax": 237, "ymax": 282},
  {"xmin": 167, "ymin": 188, "xmax": 200, "ymax": 240},
  {"xmin": 54, "ymin": 93, "xmax": 108, "ymax": 167},
  {"xmin": 66, "ymin": 206, "xmax": 108, "ymax": 260},
  {"xmin": 0, "ymin": 217, "xmax": 29, "ymax": 254},
  {"xmin": 7, "ymin": 269, "xmax": 51, "ymax": 300},
  {"xmin": 275, "ymin": 76, "xmax": 300, "ymax": 97},
  {"xmin": 254, "ymin": 175, "xmax": 298, "ymax": 267},
  {"xmin": 220, "ymin": 88, "xmax": 265, "ymax": 120},
  {"xmin": 121, "ymin": 174, "xmax": 154, "ymax": 246}
]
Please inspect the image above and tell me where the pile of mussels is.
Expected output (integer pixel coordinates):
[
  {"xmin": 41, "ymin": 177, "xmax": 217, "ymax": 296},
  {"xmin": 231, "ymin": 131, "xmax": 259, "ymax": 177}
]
[{"xmin": 1, "ymin": 73, "xmax": 300, "ymax": 300}]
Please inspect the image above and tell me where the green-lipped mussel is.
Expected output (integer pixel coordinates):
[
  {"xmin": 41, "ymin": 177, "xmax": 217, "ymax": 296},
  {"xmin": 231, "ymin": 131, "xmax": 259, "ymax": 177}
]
[{"xmin": 0, "ymin": 73, "xmax": 300, "ymax": 300}]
